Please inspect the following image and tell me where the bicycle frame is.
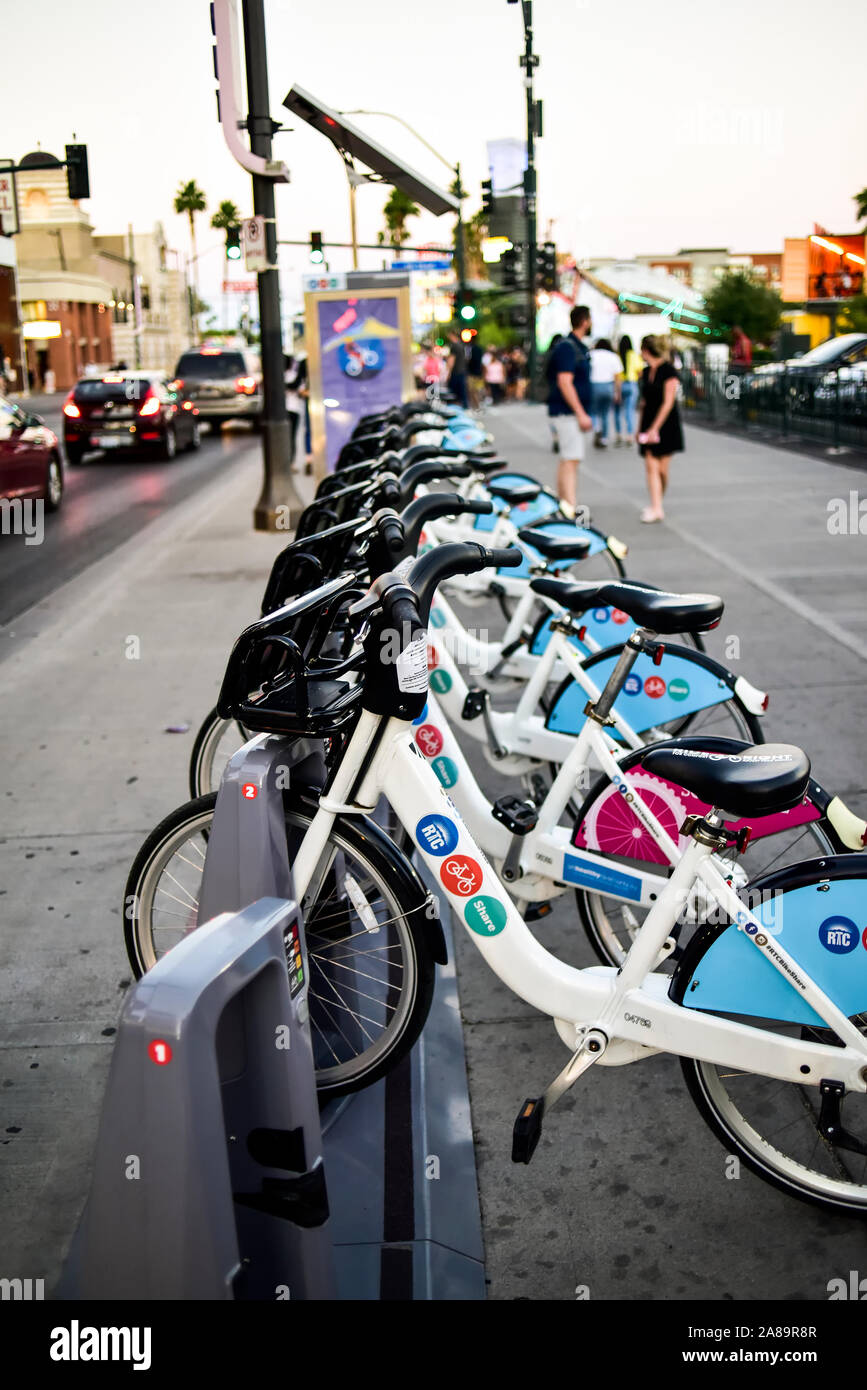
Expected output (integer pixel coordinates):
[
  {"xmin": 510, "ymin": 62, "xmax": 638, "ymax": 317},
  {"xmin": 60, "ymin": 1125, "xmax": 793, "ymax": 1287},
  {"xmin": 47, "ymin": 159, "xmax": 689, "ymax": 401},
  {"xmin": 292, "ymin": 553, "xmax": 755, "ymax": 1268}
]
[{"xmin": 291, "ymin": 709, "xmax": 867, "ymax": 1091}]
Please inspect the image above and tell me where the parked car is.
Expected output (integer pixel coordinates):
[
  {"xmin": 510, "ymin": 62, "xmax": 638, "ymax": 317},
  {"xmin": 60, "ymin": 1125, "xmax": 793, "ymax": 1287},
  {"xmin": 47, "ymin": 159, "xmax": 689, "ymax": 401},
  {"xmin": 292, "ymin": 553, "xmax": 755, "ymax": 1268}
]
[
  {"xmin": 172, "ymin": 345, "xmax": 263, "ymax": 428},
  {"xmin": 62, "ymin": 371, "xmax": 201, "ymax": 464},
  {"xmin": 0, "ymin": 394, "xmax": 63, "ymax": 511},
  {"xmin": 752, "ymin": 333, "xmax": 867, "ymax": 380}
]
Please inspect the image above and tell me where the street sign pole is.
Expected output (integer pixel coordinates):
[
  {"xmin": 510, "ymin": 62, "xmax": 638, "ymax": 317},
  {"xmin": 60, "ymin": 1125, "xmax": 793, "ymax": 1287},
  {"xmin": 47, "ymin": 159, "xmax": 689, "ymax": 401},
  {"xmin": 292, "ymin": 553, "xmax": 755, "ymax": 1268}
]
[{"xmin": 240, "ymin": 0, "xmax": 304, "ymax": 530}]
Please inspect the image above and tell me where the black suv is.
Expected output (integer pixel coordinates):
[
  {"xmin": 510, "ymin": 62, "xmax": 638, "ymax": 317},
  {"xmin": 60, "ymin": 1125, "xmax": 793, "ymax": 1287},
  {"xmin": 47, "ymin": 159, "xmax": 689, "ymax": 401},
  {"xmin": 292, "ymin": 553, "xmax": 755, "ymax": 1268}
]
[
  {"xmin": 173, "ymin": 346, "xmax": 263, "ymax": 428},
  {"xmin": 63, "ymin": 371, "xmax": 201, "ymax": 463}
]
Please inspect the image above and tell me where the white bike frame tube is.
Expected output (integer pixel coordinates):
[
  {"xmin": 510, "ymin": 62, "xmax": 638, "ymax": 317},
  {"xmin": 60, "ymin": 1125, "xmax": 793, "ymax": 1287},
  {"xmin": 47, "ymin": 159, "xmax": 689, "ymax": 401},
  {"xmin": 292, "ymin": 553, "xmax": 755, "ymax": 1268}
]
[{"xmin": 371, "ymin": 729, "xmax": 867, "ymax": 1088}]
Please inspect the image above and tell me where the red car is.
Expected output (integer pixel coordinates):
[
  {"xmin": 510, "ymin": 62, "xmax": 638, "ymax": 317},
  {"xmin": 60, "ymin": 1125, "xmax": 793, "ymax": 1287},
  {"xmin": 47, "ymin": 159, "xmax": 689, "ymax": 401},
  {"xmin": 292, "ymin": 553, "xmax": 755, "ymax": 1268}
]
[
  {"xmin": 0, "ymin": 394, "xmax": 63, "ymax": 511},
  {"xmin": 62, "ymin": 371, "xmax": 201, "ymax": 464}
]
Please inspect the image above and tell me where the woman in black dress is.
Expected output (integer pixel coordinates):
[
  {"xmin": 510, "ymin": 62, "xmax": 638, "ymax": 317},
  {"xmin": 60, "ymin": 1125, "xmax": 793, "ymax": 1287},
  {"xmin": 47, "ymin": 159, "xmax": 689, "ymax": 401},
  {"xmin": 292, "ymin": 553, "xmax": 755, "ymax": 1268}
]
[{"xmin": 636, "ymin": 335, "xmax": 684, "ymax": 523}]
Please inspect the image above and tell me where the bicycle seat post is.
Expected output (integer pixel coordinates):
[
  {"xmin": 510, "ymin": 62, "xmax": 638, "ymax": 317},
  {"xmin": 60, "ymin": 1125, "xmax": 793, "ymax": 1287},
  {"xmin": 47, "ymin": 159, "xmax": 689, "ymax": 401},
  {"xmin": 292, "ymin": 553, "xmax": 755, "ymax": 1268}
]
[{"xmin": 585, "ymin": 628, "xmax": 653, "ymax": 725}]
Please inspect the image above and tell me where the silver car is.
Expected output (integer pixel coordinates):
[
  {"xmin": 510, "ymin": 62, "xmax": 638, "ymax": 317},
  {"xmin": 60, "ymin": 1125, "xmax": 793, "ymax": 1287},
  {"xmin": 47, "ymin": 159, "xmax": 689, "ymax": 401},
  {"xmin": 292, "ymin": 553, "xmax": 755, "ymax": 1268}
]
[{"xmin": 173, "ymin": 346, "xmax": 263, "ymax": 428}]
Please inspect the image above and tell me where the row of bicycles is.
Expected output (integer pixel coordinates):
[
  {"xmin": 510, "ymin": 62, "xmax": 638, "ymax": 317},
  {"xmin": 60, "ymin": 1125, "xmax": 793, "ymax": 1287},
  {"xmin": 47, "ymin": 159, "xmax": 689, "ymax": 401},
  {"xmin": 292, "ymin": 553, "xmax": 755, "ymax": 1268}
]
[{"xmin": 123, "ymin": 396, "xmax": 867, "ymax": 1213}]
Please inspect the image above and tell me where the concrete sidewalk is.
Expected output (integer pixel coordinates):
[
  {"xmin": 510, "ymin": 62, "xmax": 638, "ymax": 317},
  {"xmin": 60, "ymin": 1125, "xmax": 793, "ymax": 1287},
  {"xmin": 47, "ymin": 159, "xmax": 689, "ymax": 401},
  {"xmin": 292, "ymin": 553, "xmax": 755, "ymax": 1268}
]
[
  {"xmin": 451, "ymin": 403, "xmax": 867, "ymax": 1301},
  {"xmin": 0, "ymin": 446, "xmax": 310, "ymax": 1289}
]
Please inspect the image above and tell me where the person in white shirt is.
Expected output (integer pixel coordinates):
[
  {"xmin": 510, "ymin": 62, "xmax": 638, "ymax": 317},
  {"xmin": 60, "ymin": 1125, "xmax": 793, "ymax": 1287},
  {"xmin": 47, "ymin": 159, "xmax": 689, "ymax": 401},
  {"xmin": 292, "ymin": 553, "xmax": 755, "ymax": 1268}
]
[{"xmin": 589, "ymin": 338, "xmax": 623, "ymax": 449}]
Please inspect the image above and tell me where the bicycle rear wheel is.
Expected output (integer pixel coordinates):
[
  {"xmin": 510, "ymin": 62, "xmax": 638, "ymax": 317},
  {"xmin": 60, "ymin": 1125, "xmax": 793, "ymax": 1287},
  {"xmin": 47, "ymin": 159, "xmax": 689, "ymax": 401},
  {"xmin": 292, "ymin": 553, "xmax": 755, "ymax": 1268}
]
[
  {"xmin": 682, "ymin": 1015, "xmax": 867, "ymax": 1213},
  {"xmin": 123, "ymin": 791, "xmax": 436, "ymax": 1098}
]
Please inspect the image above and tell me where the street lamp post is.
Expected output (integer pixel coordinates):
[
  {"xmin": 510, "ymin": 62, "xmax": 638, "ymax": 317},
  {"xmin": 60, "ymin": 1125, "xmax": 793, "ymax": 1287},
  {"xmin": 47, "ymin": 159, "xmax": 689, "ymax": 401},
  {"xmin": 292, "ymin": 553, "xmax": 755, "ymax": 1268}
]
[{"xmin": 339, "ymin": 110, "xmax": 467, "ymax": 308}]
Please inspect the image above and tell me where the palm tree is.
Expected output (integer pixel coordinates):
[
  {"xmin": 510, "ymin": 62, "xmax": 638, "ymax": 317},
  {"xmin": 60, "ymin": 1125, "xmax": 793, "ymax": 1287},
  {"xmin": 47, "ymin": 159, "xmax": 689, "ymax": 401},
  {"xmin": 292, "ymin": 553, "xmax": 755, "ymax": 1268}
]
[
  {"xmin": 210, "ymin": 199, "xmax": 241, "ymax": 234},
  {"xmin": 855, "ymin": 188, "xmax": 867, "ymax": 224},
  {"xmin": 377, "ymin": 187, "xmax": 419, "ymax": 248},
  {"xmin": 174, "ymin": 180, "xmax": 207, "ymax": 340}
]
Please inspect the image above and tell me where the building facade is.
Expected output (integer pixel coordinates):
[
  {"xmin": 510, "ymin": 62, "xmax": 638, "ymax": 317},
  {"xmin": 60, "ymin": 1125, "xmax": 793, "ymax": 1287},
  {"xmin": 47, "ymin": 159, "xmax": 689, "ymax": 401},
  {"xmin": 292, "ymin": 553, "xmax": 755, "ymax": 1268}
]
[{"xmin": 11, "ymin": 150, "xmax": 191, "ymax": 391}]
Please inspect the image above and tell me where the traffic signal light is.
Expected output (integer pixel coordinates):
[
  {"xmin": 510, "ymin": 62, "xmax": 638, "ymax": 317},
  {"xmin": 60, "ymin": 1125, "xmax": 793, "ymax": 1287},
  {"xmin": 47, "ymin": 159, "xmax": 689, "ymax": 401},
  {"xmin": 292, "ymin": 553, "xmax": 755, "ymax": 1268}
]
[
  {"xmin": 65, "ymin": 144, "xmax": 90, "ymax": 201},
  {"xmin": 538, "ymin": 242, "xmax": 557, "ymax": 292},
  {"xmin": 457, "ymin": 295, "xmax": 477, "ymax": 323},
  {"xmin": 310, "ymin": 231, "xmax": 324, "ymax": 264},
  {"xmin": 501, "ymin": 245, "xmax": 519, "ymax": 289},
  {"xmin": 481, "ymin": 179, "xmax": 493, "ymax": 217},
  {"xmin": 226, "ymin": 224, "xmax": 241, "ymax": 260}
]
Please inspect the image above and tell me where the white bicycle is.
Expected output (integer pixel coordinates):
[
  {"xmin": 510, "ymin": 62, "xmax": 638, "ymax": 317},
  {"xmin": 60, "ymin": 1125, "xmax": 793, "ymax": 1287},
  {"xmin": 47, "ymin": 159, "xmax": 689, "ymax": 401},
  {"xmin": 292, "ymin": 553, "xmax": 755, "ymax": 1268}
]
[{"xmin": 126, "ymin": 540, "xmax": 867, "ymax": 1212}]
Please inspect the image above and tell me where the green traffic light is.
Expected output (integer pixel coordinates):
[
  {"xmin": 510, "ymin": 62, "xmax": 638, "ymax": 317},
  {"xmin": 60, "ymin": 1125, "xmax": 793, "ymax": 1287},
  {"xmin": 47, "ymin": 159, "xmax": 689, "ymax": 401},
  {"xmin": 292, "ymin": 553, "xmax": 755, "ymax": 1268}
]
[
  {"xmin": 227, "ymin": 244, "xmax": 242, "ymax": 260},
  {"xmin": 460, "ymin": 304, "xmax": 476, "ymax": 321}
]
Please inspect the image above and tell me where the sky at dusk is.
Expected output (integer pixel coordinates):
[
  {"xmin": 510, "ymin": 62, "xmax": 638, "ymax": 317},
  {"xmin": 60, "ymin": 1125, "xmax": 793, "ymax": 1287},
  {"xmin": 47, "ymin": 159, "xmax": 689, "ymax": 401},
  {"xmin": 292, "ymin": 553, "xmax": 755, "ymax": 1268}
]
[{"xmin": 3, "ymin": 0, "xmax": 865, "ymax": 314}]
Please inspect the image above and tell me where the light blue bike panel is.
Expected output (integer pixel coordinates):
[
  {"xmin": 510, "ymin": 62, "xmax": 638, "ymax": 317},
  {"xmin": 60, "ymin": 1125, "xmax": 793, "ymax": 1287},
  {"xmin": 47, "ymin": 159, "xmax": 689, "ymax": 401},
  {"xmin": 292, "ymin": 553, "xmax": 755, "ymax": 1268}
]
[
  {"xmin": 680, "ymin": 877, "xmax": 867, "ymax": 1026},
  {"xmin": 545, "ymin": 648, "xmax": 731, "ymax": 737},
  {"xmin": 442, "ymin": 424, "xmax": 490, "ymax": 453},
  {"xmin": 530, "ymin": 608, "xmax": 629, "ymax": 658}
]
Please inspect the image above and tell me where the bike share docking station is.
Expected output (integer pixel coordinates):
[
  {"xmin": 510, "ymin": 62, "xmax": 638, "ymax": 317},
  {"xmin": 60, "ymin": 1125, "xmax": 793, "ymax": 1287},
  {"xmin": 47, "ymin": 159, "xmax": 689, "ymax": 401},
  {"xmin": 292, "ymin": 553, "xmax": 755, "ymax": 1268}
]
[{"xmin": 63, "ymin": 734, "xmax": 484, "ymax": 1301}]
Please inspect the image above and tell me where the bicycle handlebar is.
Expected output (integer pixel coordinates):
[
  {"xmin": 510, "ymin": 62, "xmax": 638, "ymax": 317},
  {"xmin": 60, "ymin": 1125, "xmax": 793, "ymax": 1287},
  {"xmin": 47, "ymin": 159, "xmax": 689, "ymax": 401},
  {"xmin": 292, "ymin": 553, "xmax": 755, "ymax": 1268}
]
[
  {"xmin": 400, "ymin": 493, "xmax": 492, "ymax": 556},
  {"xmin": 407, "ymin": 542, "xmax": 522, "ymax": 624}
]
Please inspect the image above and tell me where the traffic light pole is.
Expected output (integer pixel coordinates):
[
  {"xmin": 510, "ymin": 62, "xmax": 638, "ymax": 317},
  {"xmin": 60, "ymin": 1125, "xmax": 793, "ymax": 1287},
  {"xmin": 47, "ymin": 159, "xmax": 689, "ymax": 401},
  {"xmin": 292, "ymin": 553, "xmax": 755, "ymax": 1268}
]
[
  {"xmin": 520, "ymin": 0, "xmax": 539, "ymax": 394},
  {"xmin": 454, "ymin": 162, "xmax": 467, "ymax": 312},
  {"xmin": 242, "ymin": 0, "xmax": 303, "ymax": 531}
]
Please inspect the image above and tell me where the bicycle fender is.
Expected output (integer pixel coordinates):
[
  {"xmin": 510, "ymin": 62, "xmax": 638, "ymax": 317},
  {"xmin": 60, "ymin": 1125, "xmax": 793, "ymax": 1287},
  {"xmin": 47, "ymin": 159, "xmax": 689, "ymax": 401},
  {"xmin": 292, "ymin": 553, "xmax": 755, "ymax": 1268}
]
[
  {"xmin": 547, "ymin": 642, "xmax": 739, "ymax": 739},
  {"xmin": 669, "ymin": 853, "xmax": 867, "ymax": 1026},
  {"xmin": 292, "ymin": 789, "xmax": 448, "ymax": 966}
]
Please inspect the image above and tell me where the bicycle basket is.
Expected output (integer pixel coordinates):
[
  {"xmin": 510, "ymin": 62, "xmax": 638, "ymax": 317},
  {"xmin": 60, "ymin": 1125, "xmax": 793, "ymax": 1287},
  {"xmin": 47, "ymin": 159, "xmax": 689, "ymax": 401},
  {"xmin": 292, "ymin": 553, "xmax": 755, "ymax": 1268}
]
[{"xmin": 218, "ymin": 573, "xmax": 365, "ymax": 736}]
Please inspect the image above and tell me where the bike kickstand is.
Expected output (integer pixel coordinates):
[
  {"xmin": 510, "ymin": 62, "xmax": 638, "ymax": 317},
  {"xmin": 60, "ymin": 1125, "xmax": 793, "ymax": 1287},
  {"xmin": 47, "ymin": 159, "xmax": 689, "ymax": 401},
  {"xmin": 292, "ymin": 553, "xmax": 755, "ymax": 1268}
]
[{"xmin": 511, "ymin": 1028, "xmax": 608, "ymax": 1165}]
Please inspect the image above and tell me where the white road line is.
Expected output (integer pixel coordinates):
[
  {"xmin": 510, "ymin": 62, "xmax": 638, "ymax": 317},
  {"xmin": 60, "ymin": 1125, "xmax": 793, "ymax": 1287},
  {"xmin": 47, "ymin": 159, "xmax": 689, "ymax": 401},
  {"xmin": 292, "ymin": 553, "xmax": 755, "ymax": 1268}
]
[{"xmin": 505, "ymin": 412, "xmax": 867, "ymax": 665}]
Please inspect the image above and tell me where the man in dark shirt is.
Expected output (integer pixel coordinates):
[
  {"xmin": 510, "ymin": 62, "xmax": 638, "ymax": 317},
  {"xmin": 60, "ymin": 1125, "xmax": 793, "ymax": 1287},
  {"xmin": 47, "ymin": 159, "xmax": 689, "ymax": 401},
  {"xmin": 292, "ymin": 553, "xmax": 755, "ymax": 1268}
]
[
  {"xmin": 546, "ymin": 304, "xmax": 594, "ymax": 510},
  {"xmin": 446, "ymin": 334, "xmax": 469, "ymax": 409}
]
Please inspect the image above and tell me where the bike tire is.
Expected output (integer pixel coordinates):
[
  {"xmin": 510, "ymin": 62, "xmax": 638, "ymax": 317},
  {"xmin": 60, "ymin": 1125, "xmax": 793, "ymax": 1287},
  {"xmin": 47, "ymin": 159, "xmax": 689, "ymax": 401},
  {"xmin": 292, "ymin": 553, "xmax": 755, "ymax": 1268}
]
[{"xmin": 123, "ymin": 790, "xmax": 437, "ymax": 1099}]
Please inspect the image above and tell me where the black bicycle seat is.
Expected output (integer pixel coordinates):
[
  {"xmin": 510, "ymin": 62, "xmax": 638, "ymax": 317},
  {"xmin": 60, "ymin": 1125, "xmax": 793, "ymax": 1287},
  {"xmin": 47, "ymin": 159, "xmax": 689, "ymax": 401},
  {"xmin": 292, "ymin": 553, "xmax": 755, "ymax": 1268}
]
[
  {"xmin": 529, "ymin": 578, "xmax": 723, "ymax": 634},
  {"xmin": 642, "ymin": 739, "xmax": 811, "ymax": 818},
  {"xmin": 518, "ymin": 528, "xmax": 591, "ymax": 562},
  {"xmin": 487, "ymin": 479, "xmax": 541, "ymax": 506}
]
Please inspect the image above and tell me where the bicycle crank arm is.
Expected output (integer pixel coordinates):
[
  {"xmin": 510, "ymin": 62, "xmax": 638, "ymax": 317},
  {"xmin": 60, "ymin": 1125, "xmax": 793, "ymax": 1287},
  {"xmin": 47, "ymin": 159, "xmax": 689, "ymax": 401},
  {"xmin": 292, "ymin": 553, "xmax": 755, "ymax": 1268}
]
[{"xmin": 512, "ymin": 1029, "xmax": 608, "ymax": 1164}]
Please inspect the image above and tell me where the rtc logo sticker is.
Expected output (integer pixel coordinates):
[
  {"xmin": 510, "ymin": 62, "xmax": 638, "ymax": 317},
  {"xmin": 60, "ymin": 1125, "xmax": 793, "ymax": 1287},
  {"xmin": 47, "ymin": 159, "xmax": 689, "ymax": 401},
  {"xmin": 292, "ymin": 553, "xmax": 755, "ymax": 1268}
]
[
  {"xmin": 440, "ymin": 855, "xmax": 484, "ymax": 897},
  {"xmin": 644, "ymin": 676, "xmax": 666, "ymax": 699},
  {"xmin": 623, "ymin": 673, "xmax": 642, "ymax": 697},
  {"xmin": 431, "ymin": 755, "xmax": 459, "ymax": 788},
  {"xmin": 415, "ymin": 814, "xmax": 459, "ymax": 857},
  {"xmin": 819, "ymin": 916, "xmax": 859, "ymax": 954},
  {"xmin": 611, "ymin": 609, "xmax": 629, "ymax": 624},
  {"xmin": 429, "ymin": 669, "xmax": 452, "ymax": 694},
  {"xmin": 668, "ymin": 677, "xmax": 690, "ymax": 702},
  {"xmin": 464, "ymin": 895, "xmax": 508, "ymax": 936},
  {"xmin": 415, "ymin": 723, "xmax": 444, "ymax": 757}
]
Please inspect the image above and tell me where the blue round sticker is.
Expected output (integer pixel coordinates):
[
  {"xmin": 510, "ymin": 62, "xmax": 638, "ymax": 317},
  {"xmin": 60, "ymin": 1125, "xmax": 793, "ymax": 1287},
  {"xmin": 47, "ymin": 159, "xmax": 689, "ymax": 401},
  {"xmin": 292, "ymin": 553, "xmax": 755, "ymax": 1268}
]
[
  {"xmin": 592, "ymin": 607, "xmax": 610, "ymax": 623},
  {"xmin": 415, "ymin": 814, "xmax": 459, "ymax": 857},
  {"xmin": 818, "ymin": 916, "xmax": 859, "ymax": 954},
  {"xmin": 623, "ymin": 673, "xmax": 642, "ymax": 697},
  {"xmin": 412, "ymin": 704, "xmax": 429, "ymax": 726},
  {"xmin": 430, "ymin": 607, "xmax": 447, "ymax": 629}
]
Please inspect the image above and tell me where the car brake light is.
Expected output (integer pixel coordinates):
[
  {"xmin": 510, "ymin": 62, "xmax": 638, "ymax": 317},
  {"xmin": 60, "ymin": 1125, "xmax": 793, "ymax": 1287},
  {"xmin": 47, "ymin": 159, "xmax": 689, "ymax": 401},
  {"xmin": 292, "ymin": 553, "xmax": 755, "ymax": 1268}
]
[
  {"xmin": 63, "ymin": 397, "xmax": 81, "ymax": 419},
  {"xmin": 235, "ymin": 376, "xmax": 257, "ymax": 394},
  {"xmin": 139, "ymin": 392, "xmax": 161, "ymax": 417}
]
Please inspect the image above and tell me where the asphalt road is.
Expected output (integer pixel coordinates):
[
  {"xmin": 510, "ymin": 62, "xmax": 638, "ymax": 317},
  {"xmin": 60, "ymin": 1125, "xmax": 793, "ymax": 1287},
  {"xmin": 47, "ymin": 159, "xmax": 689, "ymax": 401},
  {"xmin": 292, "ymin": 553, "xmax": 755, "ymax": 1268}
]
[{"xmin": 0, "ymin": 399, "xmax": 262, "ymax": 627}]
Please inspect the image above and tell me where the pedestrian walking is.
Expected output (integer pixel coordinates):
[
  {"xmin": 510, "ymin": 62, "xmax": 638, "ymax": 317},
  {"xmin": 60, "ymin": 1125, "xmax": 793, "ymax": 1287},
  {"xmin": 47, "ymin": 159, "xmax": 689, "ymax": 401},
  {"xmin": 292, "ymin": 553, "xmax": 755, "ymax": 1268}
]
[
  {"xmin": 284, "ymin": 352, "xmax": 306, "ymax": 468},
  {"xmin": 446, "ymin": 333, "xmax": 469, "ymax": 408},
  {"xmin": 466, "ymin": 337, "xmax": 485, "ymax": 408},
  {"xmin": 545, "ymin": 305, "xmax": 594, "ymax": 511},
  {"xmin": 483, "ymin": 348, "xmax": 506, "ymax": 405},
  {"xmin": 589, "ymin": 337, "xmax": 623, "ymax": 448},
  {"xmin": 731, "ymin": 325, "xmax": 752, "ymax": 368},
  {"xmin": 636, "ymin": 334, "xmax": 684, "ymax": 524},
  {"xmin": 614, "ymin": 334, "xmax": 642, "ymax": 444}
]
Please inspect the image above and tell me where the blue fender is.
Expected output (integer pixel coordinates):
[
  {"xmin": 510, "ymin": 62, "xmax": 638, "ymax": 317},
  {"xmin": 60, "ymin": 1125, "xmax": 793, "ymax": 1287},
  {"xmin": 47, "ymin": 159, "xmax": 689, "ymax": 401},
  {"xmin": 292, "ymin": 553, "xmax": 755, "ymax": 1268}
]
[
  {"xmin": 671, "ymin": 855, "xmax": 867, "ymax": 1026},
  {"xmin": 545, "ymin": 643, "xmax": 734, "ymax": 739}
]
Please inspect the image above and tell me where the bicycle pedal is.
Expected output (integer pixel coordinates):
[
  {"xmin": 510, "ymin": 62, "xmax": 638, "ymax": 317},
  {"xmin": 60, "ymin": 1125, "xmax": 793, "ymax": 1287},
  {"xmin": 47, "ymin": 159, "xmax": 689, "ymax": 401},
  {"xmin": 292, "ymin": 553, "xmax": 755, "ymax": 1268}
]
[
  {"xmin": 462, "ymin": 688, "xmax": 488, "ymax": 721},
  {"xmin": 492, "ymin": 794, "xmax": 539, "ymax": 835},
  {"xmin": 524, "ymin": 901, "xmax": 553, "ymax": 922},
  {"xmin": 512, "ymin": 1097, "xmax": 545, "ymax": 1164}
]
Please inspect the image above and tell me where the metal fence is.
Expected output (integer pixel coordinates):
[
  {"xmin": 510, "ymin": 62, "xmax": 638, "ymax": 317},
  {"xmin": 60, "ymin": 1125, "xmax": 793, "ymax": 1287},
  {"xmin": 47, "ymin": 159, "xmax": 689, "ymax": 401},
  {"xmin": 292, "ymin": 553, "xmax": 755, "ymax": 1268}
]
[{"xmin": 681, "ymin": 355, "xmax": 867, "ymax": 452}]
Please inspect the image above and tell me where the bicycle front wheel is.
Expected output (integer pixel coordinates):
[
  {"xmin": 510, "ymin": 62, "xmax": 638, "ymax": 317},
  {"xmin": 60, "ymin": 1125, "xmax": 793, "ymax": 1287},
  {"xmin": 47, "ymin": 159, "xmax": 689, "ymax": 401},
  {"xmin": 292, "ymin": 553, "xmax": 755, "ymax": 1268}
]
[
  {"xmin": 123, "ymin": 791, "xmax": 436, "ymax": 1098},
  {"xmin": 189, "ymin": 706, "xmax": 253, "ymax": 798}
]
